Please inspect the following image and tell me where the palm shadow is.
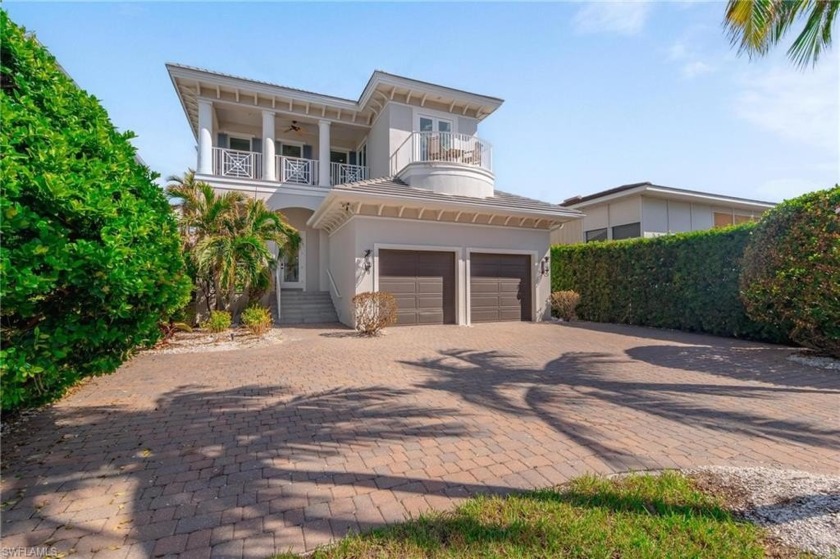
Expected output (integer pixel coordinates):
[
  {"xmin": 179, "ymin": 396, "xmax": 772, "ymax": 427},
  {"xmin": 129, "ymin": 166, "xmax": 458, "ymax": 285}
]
[
  {"xmin": 401, "ymin": 347, "xmax": 840, "ymax": 472},
  {"xmin": 0, "ymin": 383, "xmax": 507, "ymax": 557}
]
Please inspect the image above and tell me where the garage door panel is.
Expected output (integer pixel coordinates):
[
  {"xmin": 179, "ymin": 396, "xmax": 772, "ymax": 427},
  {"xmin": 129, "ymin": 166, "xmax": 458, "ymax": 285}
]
[
  {"xmin": 379, "ymin": 250, "xmax": 455, "ymax": 326},
  {"xmin": 470, "ymin": 253, "xmax": 531, "ymax": 323}
]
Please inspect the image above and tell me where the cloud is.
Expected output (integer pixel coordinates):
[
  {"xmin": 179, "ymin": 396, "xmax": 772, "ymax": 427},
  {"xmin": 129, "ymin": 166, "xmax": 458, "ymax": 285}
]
[
  {"xmin": 573, "ymin": 1, "xmax": 651, "ymax": 36},
  {"xmin": 733, "ymin": 51, "xmax": 840, "ymax": 152},
  {"xmin": 682, "ymin": 61, "xmax": 715, "ymax": 78}
]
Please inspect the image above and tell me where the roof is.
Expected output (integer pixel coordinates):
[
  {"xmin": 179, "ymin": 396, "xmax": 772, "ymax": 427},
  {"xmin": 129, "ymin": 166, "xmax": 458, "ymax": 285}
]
[
  {"xmin": 332, "ymin": 176, "xmax": 582, "ymax": 217},
  {"xmin": 561, "ymin": 182, "xmax": 776, "ymax": 209}
]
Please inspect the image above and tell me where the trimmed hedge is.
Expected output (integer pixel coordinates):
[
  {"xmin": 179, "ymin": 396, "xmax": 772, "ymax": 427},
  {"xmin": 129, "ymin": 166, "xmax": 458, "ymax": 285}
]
[
  {"xmin": 0, "ymin": 12, "xmax": 191, "ymax": 410},
  {"xmin": 741, "ymin": 186, "xmax": 840, "ymax": 357},
  {"xmin": 551, "ymin": 225, "xmax": 786, "ymax": 342}
]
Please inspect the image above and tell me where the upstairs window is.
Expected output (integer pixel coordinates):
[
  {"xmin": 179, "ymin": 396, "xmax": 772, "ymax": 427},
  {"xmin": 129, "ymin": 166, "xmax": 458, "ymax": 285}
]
[
  {"xmin": 228, "ymin": 137, "xmax": 251, "ymax": 152},
  {"xmin": 419, "ymin": 116, "xmax": 452, "ymax": 134}
]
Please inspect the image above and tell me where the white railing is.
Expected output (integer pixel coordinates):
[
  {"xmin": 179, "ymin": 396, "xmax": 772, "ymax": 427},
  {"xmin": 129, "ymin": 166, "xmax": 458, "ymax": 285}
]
[
  {"xmin": 213, "ymin": 148, "xmax": 263, "ymax": 180},
  {"xmin": 330, "ymin": 162, "xmax": 368, "ymax": 185},
  {"xmin": 390, "ymin": 131, "xmax": 493, "ymax": 175},
  {"xmin": 326, "ymin": 268, "xmax": 341, "ymax": 299},
  {"xmin": 276, "ymin": 155, "xmax": 318, "ymax": 186}
]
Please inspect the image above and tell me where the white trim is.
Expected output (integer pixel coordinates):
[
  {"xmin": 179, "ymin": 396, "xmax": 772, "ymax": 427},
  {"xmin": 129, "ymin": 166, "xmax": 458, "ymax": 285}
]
[
  {"xmin": 281, "ymin": 230, "xmax": 307, "ymax": 290},
  {"xmin": 373, "ymin": 243, "xmax": 464, "ymax": 326},
  {"xmin": 324, "ymin": 213, "xmax": 566, "ymax": 238},
  {"xmin": 465, "ymin": 248, "xmax": 539, "ymax": 326}
]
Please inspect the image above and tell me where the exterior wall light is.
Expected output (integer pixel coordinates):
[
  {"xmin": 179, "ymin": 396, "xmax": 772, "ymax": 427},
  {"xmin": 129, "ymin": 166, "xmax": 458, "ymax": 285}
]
[
  {"xmin": 540, "ymin": 256, "xmax": 550, "ymax": 276},
  {"xmin": 363, "ymin": 249, "xmax": 372, "ymax": 273}
]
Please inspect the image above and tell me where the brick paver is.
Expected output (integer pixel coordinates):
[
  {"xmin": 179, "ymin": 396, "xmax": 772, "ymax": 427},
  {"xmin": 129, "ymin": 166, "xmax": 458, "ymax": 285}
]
[{"xmin": 2, "ymin": 321, "xmax": 838, "ymax": 558}]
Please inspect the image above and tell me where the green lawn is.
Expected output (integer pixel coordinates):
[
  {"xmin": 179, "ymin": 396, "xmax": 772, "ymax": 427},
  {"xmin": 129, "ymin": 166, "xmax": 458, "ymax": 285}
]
[{"xmin": 276, "ymin": 472, "xmax": 789, "ymax": 559}]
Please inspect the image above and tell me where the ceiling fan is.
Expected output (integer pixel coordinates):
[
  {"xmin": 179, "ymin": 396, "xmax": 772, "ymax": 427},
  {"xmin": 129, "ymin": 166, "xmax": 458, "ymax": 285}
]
[{"xmin": 284, "ymin": 120, "xmax": 303, "ymax": 134}]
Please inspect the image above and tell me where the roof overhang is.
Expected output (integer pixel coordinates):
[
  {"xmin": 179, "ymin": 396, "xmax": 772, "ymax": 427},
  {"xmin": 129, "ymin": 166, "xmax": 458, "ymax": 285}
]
[
  {"xmin": 309, "ymin": 188, "xmax": 582, "ymax": 234},
  {"xmin": 167, "ymin": 64, "xmax": 505, "ymax": 140},
  {"xmin": 566, "ymin": 184, "xmax": 776, "ymax": 212}
]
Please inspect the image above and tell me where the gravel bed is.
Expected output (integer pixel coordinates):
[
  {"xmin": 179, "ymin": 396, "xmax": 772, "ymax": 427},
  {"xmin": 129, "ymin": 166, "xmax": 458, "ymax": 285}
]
[
  {"xmin": 789, "ymin": 352, "xmax": 840, "ymax": 371},
  {"xmin": 688, "ymin": 466, "xmax": 840, "ymax": 558},
  {"xmin": 147, "ymin": 327, "xmax": 284, "ymax": 354}
]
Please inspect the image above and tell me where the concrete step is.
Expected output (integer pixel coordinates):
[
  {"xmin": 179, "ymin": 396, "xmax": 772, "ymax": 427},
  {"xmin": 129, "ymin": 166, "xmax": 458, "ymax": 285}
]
[{"xmin": 271, "ymin": 290, "xmax": 339, "ymax": 325}]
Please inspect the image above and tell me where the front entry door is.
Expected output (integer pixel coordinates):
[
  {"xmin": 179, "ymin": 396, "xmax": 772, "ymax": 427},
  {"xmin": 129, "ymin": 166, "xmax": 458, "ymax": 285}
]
[{"xmin": 281, "ymin": 231, "xmax": 306, "ymax": 289}]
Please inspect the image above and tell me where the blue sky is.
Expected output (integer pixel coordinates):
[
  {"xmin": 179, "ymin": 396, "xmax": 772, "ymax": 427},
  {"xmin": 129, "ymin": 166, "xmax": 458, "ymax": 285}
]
[{"xmin": 7, "ymin": 2, "xmax": 838, "ymax": 204}]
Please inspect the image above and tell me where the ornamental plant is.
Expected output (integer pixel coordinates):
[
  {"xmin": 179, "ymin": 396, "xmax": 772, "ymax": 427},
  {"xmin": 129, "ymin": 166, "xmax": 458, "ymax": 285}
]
[
  {"xmin": 202, "ymin": 311, "xmax": 232, "ymax": 334},
  {"xmin": 740, "ymin": 186, "xmax": 840, "ymax": 357},
  {"xmin": 550, "ymin": 290, "xmax": 581, "ymax": 321},
  {"xmin": 0, "ymin": 11, "xmax": 191, "ymax": 410},
  {"xmin": 352, "ymin": 292, "xmax": 398, "ymax": 336},
  {"xmin": 241, "ymin": 305, "xmax": 272, "ymax": 337}
]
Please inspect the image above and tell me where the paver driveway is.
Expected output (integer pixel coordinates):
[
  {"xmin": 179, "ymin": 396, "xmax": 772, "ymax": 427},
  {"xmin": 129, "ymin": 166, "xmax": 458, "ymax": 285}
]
[{"xmin": 2, "ymin": 322, "xmax": 838, "ymax": 558}]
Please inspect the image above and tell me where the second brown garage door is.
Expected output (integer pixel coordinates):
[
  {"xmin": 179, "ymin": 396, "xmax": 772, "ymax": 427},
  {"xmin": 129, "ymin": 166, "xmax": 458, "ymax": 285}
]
[
  {"xmin": 470, "ymin": 253, "xmax": 531, "ymax": 322},
  {"xmin": 379, "ymin": 250, "xmax": 456, "ymax": 325}
]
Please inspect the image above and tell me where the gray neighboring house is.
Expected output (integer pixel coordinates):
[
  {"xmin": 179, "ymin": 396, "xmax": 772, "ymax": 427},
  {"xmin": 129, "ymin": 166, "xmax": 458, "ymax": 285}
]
[
  {"xmin": 551, "ymin": 182, "xmax": 776, "ymax": 245},
  {"xmin": 167, "ymin": 64, "xmax": 582, "ymax": 326}
]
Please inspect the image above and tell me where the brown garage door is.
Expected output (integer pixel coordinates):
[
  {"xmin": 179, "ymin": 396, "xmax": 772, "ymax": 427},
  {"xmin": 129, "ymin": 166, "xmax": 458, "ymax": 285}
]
[
  {"xmin": 470, "ymin": 253, "xmax": 531, "ymax": 322},
  {"xmin": 379, "ymin": 250, "xmax": 456, "ymax": 325}
]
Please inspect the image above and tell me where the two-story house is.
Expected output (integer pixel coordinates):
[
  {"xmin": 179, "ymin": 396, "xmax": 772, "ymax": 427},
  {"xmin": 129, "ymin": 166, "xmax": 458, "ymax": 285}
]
[
  {"xmin": 550, "ymin": 182, "xmax": 775, "ymax": 244},
  {"xmin": 167, "ymin": 64, "xmax": 582, "ymax": 326}
]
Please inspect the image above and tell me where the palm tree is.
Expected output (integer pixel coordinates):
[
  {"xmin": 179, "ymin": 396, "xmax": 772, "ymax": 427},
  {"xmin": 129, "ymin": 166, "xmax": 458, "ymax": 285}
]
[
  {"xmin": 725, "ymin": 0, "xmax": 838, "ymax": 67},
  {"xmin": 165, "ymin": 171, "xmax": 300, "ymax": 312}
]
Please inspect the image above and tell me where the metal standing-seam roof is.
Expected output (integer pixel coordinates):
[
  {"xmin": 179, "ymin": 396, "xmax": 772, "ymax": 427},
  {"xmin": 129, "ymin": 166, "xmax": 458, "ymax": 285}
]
[{"xmin": 333, "ymin": 176, "xmax": 582, "ymax": 218}]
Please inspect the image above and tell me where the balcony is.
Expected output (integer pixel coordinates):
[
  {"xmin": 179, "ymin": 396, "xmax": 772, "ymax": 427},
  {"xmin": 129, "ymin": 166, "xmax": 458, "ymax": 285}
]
[
  {"xmin": 390, "ymin": 132, "xmax": 494, "ymax": 198},
  {"xmin": 210, "ymin": 147, "xmax": 368, "ymax": 186}
]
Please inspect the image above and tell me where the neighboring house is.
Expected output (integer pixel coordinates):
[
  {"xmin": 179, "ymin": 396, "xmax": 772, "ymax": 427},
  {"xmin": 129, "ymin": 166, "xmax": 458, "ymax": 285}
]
[
  {"xmin": 551, "ymin": 182, "xmax": 775, "ymax": 245},
  {"xmin": 167, "ymin": 64, "xmax": 582, "ymax": 326}
]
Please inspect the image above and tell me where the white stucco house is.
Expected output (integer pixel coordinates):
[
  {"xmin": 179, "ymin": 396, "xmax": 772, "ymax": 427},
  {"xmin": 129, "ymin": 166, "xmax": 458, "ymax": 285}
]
[
  {"xmin": 167, "ymin": 64, "xmax": 582, "ymax": 327},
  {"xmin": 550, "ymin": 182, "xmax": 775, "ymax": 245}
]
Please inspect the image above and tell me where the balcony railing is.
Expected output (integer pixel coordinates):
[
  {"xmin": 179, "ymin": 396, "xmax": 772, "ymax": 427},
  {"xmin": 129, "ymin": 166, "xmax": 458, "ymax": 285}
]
[
  {"xmin": 276, "ymin": 155, "xmax": 318, "ymax": 186},
  {"xmin": 213, "ymin": 147, "xmax": 263, "ymax": 180},
  {"xmin": 390, "ymin": 131, "xmax": 493, "ymax": 175},
  {"xmin": 209, "ymin": 148, "xmax": 371, "ymax": 187},
  {"xmin": 330, "ymin": 162, "xmax": 368, "ymax": 185}
]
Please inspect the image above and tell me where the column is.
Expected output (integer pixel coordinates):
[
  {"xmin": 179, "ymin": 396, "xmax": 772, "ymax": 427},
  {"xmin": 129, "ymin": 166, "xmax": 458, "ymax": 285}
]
[
  {"xmin": 318, "ymin": 119, "xmax": 331, "ymax": 187},
  {"xmin": 262, "ymin": 110, "xmax": 276, "ymax": 181},
  {"xmin": 197, "ymin": 99, "xmax": 213, "ymax": 175}
]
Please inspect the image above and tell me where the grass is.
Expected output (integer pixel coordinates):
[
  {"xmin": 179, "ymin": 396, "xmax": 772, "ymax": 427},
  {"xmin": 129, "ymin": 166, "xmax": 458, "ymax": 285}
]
[{"xmin": 275, "ymin": 471, "xmax": 785, "ymax": 559}]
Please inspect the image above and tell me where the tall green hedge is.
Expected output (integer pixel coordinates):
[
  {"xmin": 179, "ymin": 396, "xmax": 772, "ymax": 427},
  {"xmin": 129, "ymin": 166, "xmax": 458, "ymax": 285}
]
[
  {"xmin": 551, "ymin": 225, "xmax": 786, "ymax": 342},
  {"xmin": 0, "ymin": 12, "xmax": 191, "ymax": 410},
  {"xmin": 741, "ymin": 186, "xmax": 840, "ymax": 356}
]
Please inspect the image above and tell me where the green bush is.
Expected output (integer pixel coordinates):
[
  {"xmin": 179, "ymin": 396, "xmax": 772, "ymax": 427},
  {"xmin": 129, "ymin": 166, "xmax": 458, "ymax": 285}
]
[
  {"xmin": 552, "ymin": 226, "xmax": 786, "ymax": 342},
  {"xmin": 0, "ymin": 12, "xmax": 191, "ymax": 411},
  {"xmin": 202, "ymin": 311, "xmax": 232, "ymax": 333},
  {"xmin": 241, "ymin": 305, "xmax": 272, "ymax": 336},
  {"xmin": 740, "ymin": 186, "xmax": 840, "ymax": 357}
]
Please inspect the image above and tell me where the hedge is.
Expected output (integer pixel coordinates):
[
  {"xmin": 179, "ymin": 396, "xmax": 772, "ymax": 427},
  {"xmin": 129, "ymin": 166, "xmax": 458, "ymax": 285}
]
[
  {"xmin": 741, "ymin": 186, "xmax": 840, "ymax": 357},
  {"xmin": 551, "ymin": 225, "xmax": 786, "ymax": 342},
  {"xmin": 0, "ymin": 11, "xmax": 192, "ymax": 410}
]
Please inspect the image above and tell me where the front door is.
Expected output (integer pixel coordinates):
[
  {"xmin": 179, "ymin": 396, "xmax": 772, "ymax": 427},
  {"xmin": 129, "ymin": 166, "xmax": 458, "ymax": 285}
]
[{"xmin": 281, "ymin": 231, "xmax": 306, "ymax": 290}]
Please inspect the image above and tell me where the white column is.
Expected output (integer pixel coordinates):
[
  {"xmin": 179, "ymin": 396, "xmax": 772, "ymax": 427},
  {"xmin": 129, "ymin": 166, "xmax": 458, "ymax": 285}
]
[
  {"xmin": 318, "ymin": 119, "xmax": 331, "ymax": 187},
  {"xmin": 197, "ymin": 99, "xmax": 213, "ymax": 175},
  {"xmin": 262, "ymin": 110, "xmax": 276, "ymax": 181}
]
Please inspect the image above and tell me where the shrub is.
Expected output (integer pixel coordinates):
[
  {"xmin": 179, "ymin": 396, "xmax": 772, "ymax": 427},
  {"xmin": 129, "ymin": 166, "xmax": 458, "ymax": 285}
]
[
  {"xmin": 551, "ymin": 291, "xmax": 581, "ymax": 321},
  {"xmin": 241, "ymin": 305, "xmax": 272, "ymax": 337},
  {"xmin": 552, "ymin": 226, "xmax": 786, "ymax": 342},
  {"xmin": 202, "ymin": 311, "xmax": 232, "ymax": 333},
  {"xmin": 740, "ymin": 186, "xmax": 840, "ymax": 357},
  {"xmin": 0, "ymin": 12, "xmax": 191, "ymax": 411},
  {"xmin": 352, "ymin": 292, "xmax": 397, "ymax": 336}
]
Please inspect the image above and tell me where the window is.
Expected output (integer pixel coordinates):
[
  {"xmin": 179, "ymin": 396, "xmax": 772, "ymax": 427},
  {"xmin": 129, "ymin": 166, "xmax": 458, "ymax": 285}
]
[
  {"xmin": 714, "ymin": 212, "xmax": 734, "ymax": 228},
  {"xmin": 612, "ymin": 222, "xmax": 641, "ymax": 240},
  {"xmin": 734, "ymin": 214, "xmax": 756, "ymax": 225},
  {"xmin": 279, "ymin": 143, "xmax": 302, "ymax": 158},
  {"xmin": 330, "ymin": 150, "xmax": 348, "ymax": 164},
  {"xmin": 585, "ymin": 228, "xmax": 608, "ymax": 242},
  {"xmin": 419, "ymin": 116, "xmax": 452, "ymax": 133},
  {"xmin": 229, "ymin": 137, "xmax": 251, "ymax": 152}
]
